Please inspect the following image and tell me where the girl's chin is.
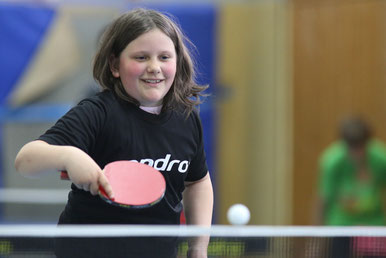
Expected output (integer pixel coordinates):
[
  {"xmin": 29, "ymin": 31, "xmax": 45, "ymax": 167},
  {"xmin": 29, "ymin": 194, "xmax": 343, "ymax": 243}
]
[{"xmin": 140, "ymin": 98, "xmax": 163, "ymax": 107}]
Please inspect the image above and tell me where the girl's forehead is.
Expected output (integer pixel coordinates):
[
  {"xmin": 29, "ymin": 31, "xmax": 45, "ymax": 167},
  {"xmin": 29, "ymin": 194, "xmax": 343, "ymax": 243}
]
[
  {"xmin": 136, "ymin": 28, "xmax": 172, "ymax": 40},
  {"xmin": 125, "ymin": 29, "xmax": 175, "ymax": 51}
]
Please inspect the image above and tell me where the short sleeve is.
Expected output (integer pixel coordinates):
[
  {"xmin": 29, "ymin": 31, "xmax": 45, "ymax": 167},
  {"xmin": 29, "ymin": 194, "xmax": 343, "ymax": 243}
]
[
  {"xmin": 38, "ymin": 98, "xmax": 106, "ymax": 154},
  {"xmin": 184, "ymin": 111, "xmax": 208, "ymax": 182},
  {"xmin": 369, "ymin": 140, "xmax": 386, "ymax": 185},
  {"xmin": 318, "ymin": 144, "xmax": 343, "ymax": 204}
]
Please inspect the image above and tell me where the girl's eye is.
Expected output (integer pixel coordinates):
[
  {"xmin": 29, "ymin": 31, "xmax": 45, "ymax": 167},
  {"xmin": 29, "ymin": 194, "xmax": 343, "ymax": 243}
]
[
  {"xmin": 135, "ymin": 56, "xmax": 146, "ymax": 61},
  {"xmin": 160, "ymin": 55, "xmax": 170, "ymax": 61}
]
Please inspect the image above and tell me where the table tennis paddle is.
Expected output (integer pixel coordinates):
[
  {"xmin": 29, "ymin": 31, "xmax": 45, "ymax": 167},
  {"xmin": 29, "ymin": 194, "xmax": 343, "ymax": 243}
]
[{"xmin": 60, "ymin": 161, "xmax": 166, "ymax": 209}]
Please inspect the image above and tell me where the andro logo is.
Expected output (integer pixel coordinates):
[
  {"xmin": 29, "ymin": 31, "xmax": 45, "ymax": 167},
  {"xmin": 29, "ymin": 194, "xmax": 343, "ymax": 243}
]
[{"xmin": 131, "ymin": 154, "xmax": 190, "ymax": 173}]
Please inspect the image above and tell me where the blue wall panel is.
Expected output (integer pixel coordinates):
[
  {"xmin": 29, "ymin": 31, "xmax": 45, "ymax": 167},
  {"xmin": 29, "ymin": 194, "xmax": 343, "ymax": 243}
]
[{"xmin": 0, "ymin": 3, "xmax": 55, "ymax": 104}]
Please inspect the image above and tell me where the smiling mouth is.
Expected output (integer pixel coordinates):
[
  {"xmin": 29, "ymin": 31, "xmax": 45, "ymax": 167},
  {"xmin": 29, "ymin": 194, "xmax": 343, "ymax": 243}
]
[{"xmin": 142, "ymin": 79, "xmax": 163, "ymax": 84}]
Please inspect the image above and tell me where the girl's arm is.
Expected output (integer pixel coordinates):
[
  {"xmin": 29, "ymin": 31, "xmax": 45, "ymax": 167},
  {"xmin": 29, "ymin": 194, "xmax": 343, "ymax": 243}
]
[
  {"xmin": 183, "ymin": 172, "xmax": 213, "ymax": 257},
  {"xmin": 15, "ymin": 140, "xmax": 113, "ymax": 198}
]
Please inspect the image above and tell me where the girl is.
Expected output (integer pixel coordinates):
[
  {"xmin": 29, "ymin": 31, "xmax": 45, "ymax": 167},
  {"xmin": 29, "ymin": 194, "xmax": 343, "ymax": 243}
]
[{"xmin": 15, "ymin": 8, "xmax": 213, "ymax": 258}]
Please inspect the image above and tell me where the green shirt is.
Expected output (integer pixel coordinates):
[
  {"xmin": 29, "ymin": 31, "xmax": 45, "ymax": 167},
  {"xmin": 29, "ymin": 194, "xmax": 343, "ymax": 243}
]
[{"xmin": 319, "ymin": 140, "xmax": 386, "ymax": 225}]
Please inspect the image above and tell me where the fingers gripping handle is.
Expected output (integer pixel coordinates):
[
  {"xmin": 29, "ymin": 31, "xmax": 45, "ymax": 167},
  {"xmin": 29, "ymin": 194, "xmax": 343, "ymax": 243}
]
[{"xmin": 59, "ymin": 171, "xmax": 112, "ymax": 200}]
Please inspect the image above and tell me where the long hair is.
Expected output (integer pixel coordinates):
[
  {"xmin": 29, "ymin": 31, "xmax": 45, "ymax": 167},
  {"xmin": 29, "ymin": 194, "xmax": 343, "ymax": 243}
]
[{"xmin": 93, "ymin": 8, "xmax": 208, "ymax": 115}]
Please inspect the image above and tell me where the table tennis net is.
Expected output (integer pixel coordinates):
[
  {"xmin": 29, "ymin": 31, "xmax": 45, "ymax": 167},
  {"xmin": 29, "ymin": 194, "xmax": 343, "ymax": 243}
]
[{"xmin": 0, "ymin": 225, "xmax": 385, "ymax": 257}]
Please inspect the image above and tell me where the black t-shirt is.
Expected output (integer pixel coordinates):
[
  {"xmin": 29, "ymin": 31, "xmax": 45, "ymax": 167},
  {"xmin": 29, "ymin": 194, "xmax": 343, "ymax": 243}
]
[{"xmin": 39, "ymin": 90, "xmax": 208, "ymax": 225}]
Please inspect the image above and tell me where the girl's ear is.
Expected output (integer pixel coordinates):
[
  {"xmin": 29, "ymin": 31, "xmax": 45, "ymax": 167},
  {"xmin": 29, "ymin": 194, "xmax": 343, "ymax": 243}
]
[{"xmin": 109, "ymin": 55, "xmax": 120, "ymax": 78}]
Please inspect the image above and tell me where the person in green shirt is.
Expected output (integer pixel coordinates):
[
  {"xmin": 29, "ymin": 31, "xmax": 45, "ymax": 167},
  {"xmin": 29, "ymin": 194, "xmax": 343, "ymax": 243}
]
[{"xmin": 318, "ymin": 117, "xmax": 386, "ymax": 226}]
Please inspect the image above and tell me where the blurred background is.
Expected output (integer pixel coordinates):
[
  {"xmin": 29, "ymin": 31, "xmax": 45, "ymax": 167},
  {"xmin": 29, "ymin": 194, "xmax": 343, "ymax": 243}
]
[{"xmin": 0, "ymin": 0, "xmax": 385, "ymax": 226}]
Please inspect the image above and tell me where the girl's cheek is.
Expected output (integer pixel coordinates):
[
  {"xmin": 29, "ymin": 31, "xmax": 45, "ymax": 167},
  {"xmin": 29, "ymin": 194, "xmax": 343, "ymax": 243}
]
[
  {"xmin": 122, "ymin": 61, "xmax": 144, "ymax": 76},
  {"xmin": 163, "ymin": 62, "xmax": 177, "ymax": 77}
]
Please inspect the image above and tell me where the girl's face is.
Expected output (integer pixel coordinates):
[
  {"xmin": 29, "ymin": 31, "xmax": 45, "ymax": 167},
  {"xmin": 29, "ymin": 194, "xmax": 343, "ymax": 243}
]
[{"xmin": 111, "ymin": 28, "xmax": 177, "ymax": 107}]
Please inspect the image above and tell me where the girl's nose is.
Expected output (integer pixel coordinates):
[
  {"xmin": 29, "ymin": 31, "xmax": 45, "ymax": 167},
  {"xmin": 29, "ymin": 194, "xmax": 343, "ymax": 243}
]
[{"xmin": 147, "ymin": 60, "xmax": 161, "ymax": 74}]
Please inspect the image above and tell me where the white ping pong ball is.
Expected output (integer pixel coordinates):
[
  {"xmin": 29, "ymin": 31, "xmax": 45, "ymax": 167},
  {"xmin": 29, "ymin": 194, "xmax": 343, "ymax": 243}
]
[{"xmin": 227, "ymin": 204, "xmax": 250, "ymax": 225}]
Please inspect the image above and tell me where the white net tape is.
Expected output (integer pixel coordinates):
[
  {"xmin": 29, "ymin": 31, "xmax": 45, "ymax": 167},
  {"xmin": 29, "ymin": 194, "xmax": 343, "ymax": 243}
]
[{"xmin": 0, "ymin": 225, "xmax": 385, "ymax": 238}]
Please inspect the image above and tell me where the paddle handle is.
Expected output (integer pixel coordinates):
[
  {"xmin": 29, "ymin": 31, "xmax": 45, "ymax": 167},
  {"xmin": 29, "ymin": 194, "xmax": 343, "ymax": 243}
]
[{"xmin": 60, "ymin": 171, "xmax": 70, "ymax": 180}]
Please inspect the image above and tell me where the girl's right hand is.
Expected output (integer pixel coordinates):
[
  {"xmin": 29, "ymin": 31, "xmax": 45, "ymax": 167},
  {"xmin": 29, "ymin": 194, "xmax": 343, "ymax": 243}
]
[
  {"xmin": 62, "ymin": 146, "xmax": 114, "ymax": 199},
  {"xmin": 15, "ymin": 140, "xmax": 114, "ymax": 199}
]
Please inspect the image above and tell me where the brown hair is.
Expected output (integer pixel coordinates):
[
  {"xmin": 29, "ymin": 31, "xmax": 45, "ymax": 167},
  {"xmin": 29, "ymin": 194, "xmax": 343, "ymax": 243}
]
[
  {"xmin": 340, "ymin": 116, "xmax": 372, "ymax": 148},
  {"xmin": 93, "ymin": 8, "xmax": 208, "ymax": 115}
]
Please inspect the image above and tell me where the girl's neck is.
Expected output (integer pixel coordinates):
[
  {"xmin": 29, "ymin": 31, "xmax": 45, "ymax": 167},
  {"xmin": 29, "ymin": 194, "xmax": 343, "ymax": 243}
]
[{"xmin": 139, "ymin": 105, "xmax": 162, "ymax": 115}]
